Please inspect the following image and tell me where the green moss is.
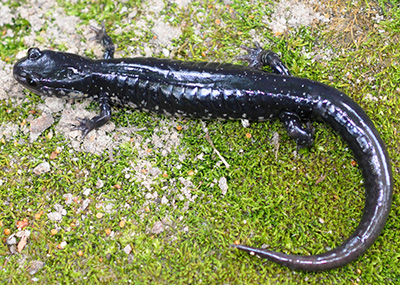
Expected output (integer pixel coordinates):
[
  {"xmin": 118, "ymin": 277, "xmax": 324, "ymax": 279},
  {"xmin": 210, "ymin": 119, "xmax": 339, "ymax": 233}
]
[{"xmin": 1, "ymin": 0, "xmax": 399, "ymax": 283}]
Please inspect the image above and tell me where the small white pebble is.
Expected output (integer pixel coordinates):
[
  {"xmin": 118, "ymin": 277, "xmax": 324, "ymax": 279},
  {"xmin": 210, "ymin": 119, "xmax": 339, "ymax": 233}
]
[
  {"xmin": 123, "ymin": 244, "xmax": 132, "ymax": 255},
  {"xmin": 218, "ymin": 177, "xmax": 228, "ymax": 195},
  {"xmin": 59, "ymin": 241, "xmax": 67, "ymax": 249},
  {"xmin": 33, "ymin": 162, "xmax": 51, "ymax": 175},
  {"xmin": 161, "ymin": 196, "xmax": 168, "ymax": 204},
  {"xmin": 151, "ymin": 221, "xmax": 165, "ymax": 234},
  {"xmin": 83, "ymin": 188, "xmax": 91, "ymax": 196}
]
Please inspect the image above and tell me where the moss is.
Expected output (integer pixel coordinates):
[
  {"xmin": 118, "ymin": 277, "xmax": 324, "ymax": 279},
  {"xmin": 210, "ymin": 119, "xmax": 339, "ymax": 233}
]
[{"xmin": 1, "ymin": 0, "xmax": 399, "ymax": 283}]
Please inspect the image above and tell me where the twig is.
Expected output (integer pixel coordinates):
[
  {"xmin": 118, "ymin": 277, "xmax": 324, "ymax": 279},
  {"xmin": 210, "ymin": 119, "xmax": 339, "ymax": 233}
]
[{"xmin": 202, "ymin": 122, "xmax": 230, "ymax": 169}]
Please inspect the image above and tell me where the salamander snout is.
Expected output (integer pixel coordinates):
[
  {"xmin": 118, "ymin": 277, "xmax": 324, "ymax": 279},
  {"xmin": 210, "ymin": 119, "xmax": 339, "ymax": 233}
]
[{"xmin": 13, "ymin": 55, "xmax": 41, "ymax": 92}]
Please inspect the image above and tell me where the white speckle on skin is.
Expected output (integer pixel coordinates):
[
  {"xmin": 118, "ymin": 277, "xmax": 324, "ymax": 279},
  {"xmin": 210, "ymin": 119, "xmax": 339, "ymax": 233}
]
[{"xmin": 127, "ymin": 102, "xmax": 138, "ymax": 109}]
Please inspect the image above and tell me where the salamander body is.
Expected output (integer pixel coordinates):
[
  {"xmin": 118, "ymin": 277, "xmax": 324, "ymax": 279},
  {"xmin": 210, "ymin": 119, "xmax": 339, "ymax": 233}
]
[{"xmin": 12, "ymin": 25, "xmax": 393, "ymax": 271}]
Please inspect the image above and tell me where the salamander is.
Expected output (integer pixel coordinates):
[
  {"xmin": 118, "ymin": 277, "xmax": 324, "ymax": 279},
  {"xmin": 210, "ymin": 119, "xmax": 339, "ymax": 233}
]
[{"xmin": 12, "ymin": 24, "xmax": 393, "ymax": 271}]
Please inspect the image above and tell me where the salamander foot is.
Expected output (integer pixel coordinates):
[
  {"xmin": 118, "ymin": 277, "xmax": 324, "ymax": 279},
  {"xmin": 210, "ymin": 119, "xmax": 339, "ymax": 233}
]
[
  {"xmin": 90, "ymin": 22, "xmax": 115, "ymax": 59},
  {"xmin": 238, "ymin": 43, "xmax": 292, "ymax": 76}
]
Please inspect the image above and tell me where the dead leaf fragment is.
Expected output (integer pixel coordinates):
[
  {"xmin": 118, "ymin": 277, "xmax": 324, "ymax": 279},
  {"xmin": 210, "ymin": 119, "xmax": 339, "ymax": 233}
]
[
  {"xmin": 17, "ymin": 235, "xmax": 28, "ymax": 252},
  {"xmin": 49, "ymin": 151, "xmax": 58, "ymax": 160}
]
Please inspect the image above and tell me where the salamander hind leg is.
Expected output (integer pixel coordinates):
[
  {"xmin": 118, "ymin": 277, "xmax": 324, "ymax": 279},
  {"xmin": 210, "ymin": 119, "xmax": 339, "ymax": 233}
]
[
  {"xmin": 279, "ymin": 111, "xmax": 315, "ymax": 149},
  {"xmin": 90, "ymin": 22, "xmax": 115, "ymax": 59},
  {"xmin": 238, "ymin": 43, "xmax": 292, "ymax": 76},
  {"xmin": 72, "ymin": 93, "xmax": 112, "ymax": 138}
]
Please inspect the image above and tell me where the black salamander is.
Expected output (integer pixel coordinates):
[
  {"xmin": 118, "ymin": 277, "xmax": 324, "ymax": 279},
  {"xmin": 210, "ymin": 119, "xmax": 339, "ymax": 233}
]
[{"xmin": 13, "ymin": 24, "xmax": 393, "ymax": 271}]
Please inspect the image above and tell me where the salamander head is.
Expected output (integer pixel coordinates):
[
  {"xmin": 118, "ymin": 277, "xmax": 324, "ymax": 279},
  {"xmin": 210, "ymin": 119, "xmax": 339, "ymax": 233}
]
[{"xmin": 13, "ymin": 48, "xmax": 93, "ymax": 98}]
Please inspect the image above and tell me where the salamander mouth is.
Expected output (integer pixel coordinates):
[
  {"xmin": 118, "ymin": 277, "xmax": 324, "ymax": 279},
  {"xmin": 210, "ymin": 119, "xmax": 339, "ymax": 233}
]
[
  {"xmin": 14, "ymin": 68, "xmax": 85, "ymax": 98},
  {"xmin": 13, "ymin": 69, "xmax": 26, "ymax": 83},
  {"xmin": 24, "ymin": 75, "xmax": 38, "ymax": 88},
  {"xmin": 16, "ymin": 74, "xmax": 38, "ymax": 88},
  {"xmin": 13, "ymin": 66, "xmax": 41, "ymax": 91}
]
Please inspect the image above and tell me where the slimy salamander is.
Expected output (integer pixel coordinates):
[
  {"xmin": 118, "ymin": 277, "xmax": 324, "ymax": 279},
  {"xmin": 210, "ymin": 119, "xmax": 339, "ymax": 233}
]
[{"xmin": 13, "ymin": 24, "xmax": 393, "ymax": 271}]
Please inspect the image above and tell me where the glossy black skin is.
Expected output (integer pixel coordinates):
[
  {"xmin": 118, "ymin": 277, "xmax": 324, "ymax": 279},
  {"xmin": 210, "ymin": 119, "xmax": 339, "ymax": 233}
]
[{"xmin": 13, "ymin": 26, "xmax": 392, "ymax": 271}]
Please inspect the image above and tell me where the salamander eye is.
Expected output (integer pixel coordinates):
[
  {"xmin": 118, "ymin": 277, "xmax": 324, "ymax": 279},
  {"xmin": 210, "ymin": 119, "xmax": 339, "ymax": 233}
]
[{"xmin": 27, "ymin": 48, "xmax": 42, "ymax": 60}]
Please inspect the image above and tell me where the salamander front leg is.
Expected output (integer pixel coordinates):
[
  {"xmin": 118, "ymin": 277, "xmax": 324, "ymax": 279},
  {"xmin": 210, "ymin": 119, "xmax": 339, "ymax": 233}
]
[
  {"xmin": 279, "ymin": 111, "xmax": 315, "ymax": 149},
  {"xmin": 238, "ymin": 43, "xmax": 292, "ymax": 76},
  {"xmin": 72, "ymin": 93, "xmax": 112, "ymax": 138},
  {"xmin": 91, "ymin": 22, "xmax": 115, "ymax": 59}
]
